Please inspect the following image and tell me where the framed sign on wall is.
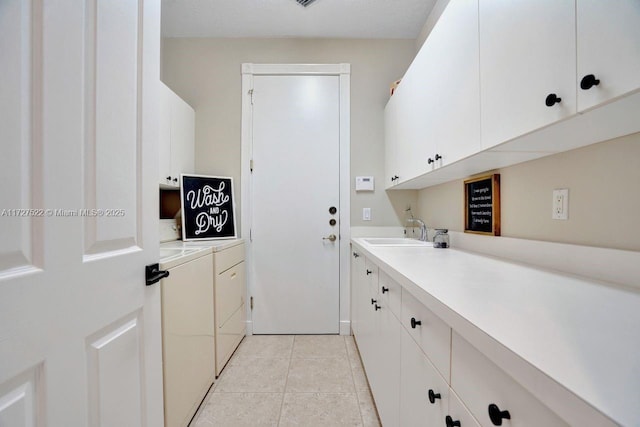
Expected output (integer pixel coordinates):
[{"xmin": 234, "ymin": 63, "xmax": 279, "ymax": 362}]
[
  {"xmin": 464, "ymin": 174, "xmax": 500, "ymax": 236},
  {"xmin": 180, "ymin": 174, "xmax": 237, "ymax": 240}
]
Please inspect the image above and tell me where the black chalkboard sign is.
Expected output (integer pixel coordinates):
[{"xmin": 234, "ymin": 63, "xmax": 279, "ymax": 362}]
[
  {"xmin": 180, "ymin": 174, "xmax": 237, "ymax": 240},
  {"xmin": 464, "ymin": 174, "xmax": 500, "ymax": 236}
]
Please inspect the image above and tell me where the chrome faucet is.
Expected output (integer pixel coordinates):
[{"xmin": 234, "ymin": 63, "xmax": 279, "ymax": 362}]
[{"xmin": 405, "ymin": 208, "xmax": 428, "ymax": 241}]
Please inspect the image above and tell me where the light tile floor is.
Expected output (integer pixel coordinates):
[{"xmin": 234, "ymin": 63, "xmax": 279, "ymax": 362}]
[{"xmin": 191, "ymin": 335, "xmax": 381, "ymax": 427}]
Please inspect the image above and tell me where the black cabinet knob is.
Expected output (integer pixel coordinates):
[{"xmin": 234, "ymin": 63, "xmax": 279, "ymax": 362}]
[
  {"xmin": 353, "ymin": 252, "xmax": 359, "ymax": 258},
  {"xmin": 545, "ymin": 93, "xmax": 561, "ymax": 107},
  {"xmin": 371, "ymin": 298, "xmax": 377, "ymax": 305},
  {"xmin": 427, "ymin": 158, "xmax": 434, "ymax": 164},
  {"xmin": 173, "ymin": 178, "xmax": 178, "ymax": 182},
  {"xmin": 428, "ymin": 389, "xmax": 441, "ymax": 404},
  {"xmin": 375, "ymin": 304, "xmax": 381, "ymax": 311},
  {"xmin": 580, "ymin": 74, "xmax": 600, "ymax": 90},
  {"xmin": 166, "ymin": 176, "xmax": 172, "ymax": 180},
  {"xmin": 382, "ymin": 286, "xmax": 389, "ymax": 294},
  {"xmin": 445, "ymin": 415, "xmax": 461, "ymax": 427},
  {"xmin": 435, "ymin": 153, "xmax": 442, "ymax": 161},
  {"xmin": 410, "ymin": 317, "xmax": 422, "ymax": 329},
  {"xmin": 391, "ymin": 175, "xmax": 399, "ymax": 182},
  {"xmin": 366, "ymin": 269, "xmax": 372, "ymax": 275},
  {"xmin": 488, "ymin": 404, "xmax": 511, "ymax": 426}
]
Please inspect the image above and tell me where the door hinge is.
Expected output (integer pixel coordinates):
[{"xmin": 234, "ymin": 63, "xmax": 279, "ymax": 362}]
[
  {"xmin": 250, "ymin": 296, "xmax": 254, "ymax": 310},
  {"xmin": 250, "ymin": 159, "xmax": 254, "ymax": 173},
  {"xmin": 248, "ymin": 89, "xmax": 254, "ymax": 105}
]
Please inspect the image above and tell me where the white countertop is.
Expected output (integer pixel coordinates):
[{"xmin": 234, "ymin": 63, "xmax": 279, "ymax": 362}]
[
  {"xmin": 159, "ymin": 239, "xmax": 244, "ymax": 269},
  {"xmin": 351, "ymin": 238, "xmax": 640, "ymax": 426}
]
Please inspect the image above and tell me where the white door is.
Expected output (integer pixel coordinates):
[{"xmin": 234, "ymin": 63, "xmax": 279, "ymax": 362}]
[
  {"xmin": 250, "ymin": 74, "xmax": 341, "ymax": 334},
  {"xmin": 0, "ymin": 1, "xmax": 163, "ymax": 426}
]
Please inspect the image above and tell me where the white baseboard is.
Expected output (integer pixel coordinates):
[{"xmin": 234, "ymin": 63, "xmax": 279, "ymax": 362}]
[{"xmin": 340, "ymin": 320, "xmax": 351, "ymax": 336}]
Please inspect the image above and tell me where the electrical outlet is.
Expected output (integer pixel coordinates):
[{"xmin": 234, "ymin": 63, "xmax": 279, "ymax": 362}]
[
  {"xmin": 552, "ymin": 189, "xmax": 569, "ymax": 220},
  {"xmin": 363, "ymin": 208, "xmax": 371, "ymax": 221}
]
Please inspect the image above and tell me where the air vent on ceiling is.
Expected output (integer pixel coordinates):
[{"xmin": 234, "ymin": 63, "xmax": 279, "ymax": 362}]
[{"xmin": 296, "ymin": 0, "xmax": 318, "ymax": 7}]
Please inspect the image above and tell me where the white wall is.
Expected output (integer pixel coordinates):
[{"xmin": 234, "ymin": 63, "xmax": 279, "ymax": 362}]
[
  {"xmin": 162, "ymin": 38, "xmax": 418, "ymax": 231},
  {"xmin": 416, "ymin": 132, "xmax": 640, "ymax": 251}
]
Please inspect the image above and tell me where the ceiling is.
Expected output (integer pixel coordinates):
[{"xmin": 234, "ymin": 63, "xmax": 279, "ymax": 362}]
[{"xmin": 161, "ymin": 0, "xmax": 437, "ymax": 39}]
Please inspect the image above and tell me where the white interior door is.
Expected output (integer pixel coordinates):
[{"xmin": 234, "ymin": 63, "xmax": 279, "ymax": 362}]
[
  {"xmin": 250, "ymin": 74, "xmax": 341, "ymax": 334},
  {"xmin": 0, "ymin": 1, "xmax": 163, "ymax": 426}
]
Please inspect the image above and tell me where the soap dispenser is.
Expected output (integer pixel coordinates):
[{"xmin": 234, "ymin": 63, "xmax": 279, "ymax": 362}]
[{"xmin": 433, "ymin": 229, "xmax": 449, "ymax": 248}]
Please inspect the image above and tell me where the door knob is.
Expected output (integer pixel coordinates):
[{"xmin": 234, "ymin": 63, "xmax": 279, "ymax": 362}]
[
  {"xmin": 580, "ymin": 74, "xmax": 600, "ymax": 90},
  {"xmin": 323, "ymin": 234, "xmax": 337, "ymax": 242},
  {"xmin": 545, "ymin": 93, "xmax": 561, "ymax": 106},
  {"xmin": 488, "ymin": 404, "xmax": 511, "ymax": 426},
  {"xmin": 445, "ymin": 416, "xmax": 461, "ymax": 427}
]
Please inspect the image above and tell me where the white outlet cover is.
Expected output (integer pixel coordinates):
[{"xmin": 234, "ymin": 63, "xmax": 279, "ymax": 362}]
[{"xmin": 552, "ymin": 189, "xmax": 569, "ymax": 220}]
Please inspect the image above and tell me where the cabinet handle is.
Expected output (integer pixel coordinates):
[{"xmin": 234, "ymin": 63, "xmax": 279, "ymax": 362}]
[
  {"xmin": 353, "ymin": 252, "xmax": 359, "ymax": 258},
  {"xmin": 366, "ymin": 269, "xmax": 372, "ymax": 275},
  {"xmin": 410, "ymin": 317, "xmax": 422, "ymax": 329},
  {"xmin": 488, "ymin": 404, "xmax": 511, "ymax": 426},
  {"xmin": 428, "ymin": 389, "xmax": 441, "ymax": 404},
  {"xmin": 427, "ymin": 158, "xmax": 434, "ymax": 164},
  {"xmin": 545, "ymin": 93, "xmax": 561, "ymax": 107},
  {"xmin": 391, "ymin": 175, "xmax": 399, "ymax": 182},
  {"xmin": 166, "ymin": 176, "xmax": 172, "ymax": 180},
  {"xmin": 173, "ymin": 178, "xmax": 178, "ymax": 182},
  {"xmin": 382, "ymin": 286, "xmax": 389, "ymax": 294},
  {"xmin": 435, "ymin": 153, "xmax": 442, "ymax": 161},
  {"xmin": 445, "ymin": 415, "xmax": 461, "ymax": 427},
  {"xmin": 371, "ymin": 298, "xmax": 377, "ymax": 305},
  {"xmin": 375, "ymin": 304, "xmax": 381, "ymax": 311},
  {"xmin": 580, "ymin": 74, "xmax": 600, "ymax": 90}
]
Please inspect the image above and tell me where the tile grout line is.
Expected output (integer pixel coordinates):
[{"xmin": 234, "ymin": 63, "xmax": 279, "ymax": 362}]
[{"xmin": 276, "ymin": 335, "xmax": 295, "ymax": 426}]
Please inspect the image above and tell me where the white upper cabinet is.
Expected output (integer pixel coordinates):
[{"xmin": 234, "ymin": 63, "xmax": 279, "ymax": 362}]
[
  {"xmin": 479, "ymin": 0, "xmax": 576, "ymax": 150},
  {"xmin": 429, "ymin": 0, "xmax": 481, "ymax": 168},
  {"xmin": 577, "ymin": 0, "xmax": 640, "ymax": 111},
  {"xmin": 385, "ymin": 0, "xmax": 480, "ymax": 187},
  {"xmin": 384, "ymin": 95, "xmax": 399, "ymax": 186},
  {"xmin": 159, "ymin": 83, "xmax": 195, "ymax": 188}
]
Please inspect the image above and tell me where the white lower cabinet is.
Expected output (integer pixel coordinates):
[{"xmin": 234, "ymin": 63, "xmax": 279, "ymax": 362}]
[
  {"xmin": 401, "ymin": 288, "xmax": 451, "ymax": 380},
  {"xmin": 369, "ymin": 297, "xmax": 401, "ymax": 427},
  {"xmin": 161, "ymin": 253, "xmax": 215, "ymax": 427},
  {"xmin": 400, "ymin": 327, "xmax": 450, "ymax": 427},
  {"xmin": 351, "ymin": 244, "xmax": 609, "ymax": 427},
  {"xmin": 451, "ymin": 332, "xmax": 568, "ymax": 427},
  {"xmin": 213, "ymin": 243, "xmax": 246, "ymax": 376}
]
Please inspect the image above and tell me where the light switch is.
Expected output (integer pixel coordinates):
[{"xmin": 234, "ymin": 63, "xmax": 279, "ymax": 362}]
[{"xmin": 363, "ymin": 208, "xmax": 371, "ymax": 221}]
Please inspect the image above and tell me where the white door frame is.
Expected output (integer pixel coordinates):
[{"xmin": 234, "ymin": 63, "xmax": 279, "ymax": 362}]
[{"xmin": 241, "ymin": 63, "xmax": 351, "ymax": 335}]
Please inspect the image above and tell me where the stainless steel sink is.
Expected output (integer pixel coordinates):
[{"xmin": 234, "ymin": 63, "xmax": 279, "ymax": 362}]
[{"xmin": 363, "ymin": 238, "xmax": 433, "ymax": 247}]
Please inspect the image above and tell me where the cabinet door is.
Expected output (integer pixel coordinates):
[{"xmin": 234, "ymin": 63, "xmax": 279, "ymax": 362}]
[
  {"xmin": 428, "ymin": 0, "xmax": 481, "ymax": 167},
  {"xmin": 400, "ymin": 328, "xmax": 449, "ymax": 427},
  {"xmin": 369, "ymin": 299, "xmax": 401, "ymax": 427},
  {"xmin": 162, "ymin": 254, "xmax": 215, "ymax": 427},
  {"xmin": 350, "ymin": 250, "xmax": 365, "ymax": 337},
  {"xmin": 169, "ymin": 90, "xmax": 195, "ymax": 181},
  {"xmin": 480, "ymin": 0, "xmax": 576, "ymax": 150},
  {"xmin": 393, "ymin": 62, "xmax": 435, "ymax": 185},
  {"xmin": 159, "ymin": 83, "xmax": 172, "ymax": 185},
  {"xmin": 384, "ymin": 95, "xmax": 399, "ymax": 187},
  {"xmin": 577, "ymin": 0, "xmax": 640, "ymax": 111}
]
